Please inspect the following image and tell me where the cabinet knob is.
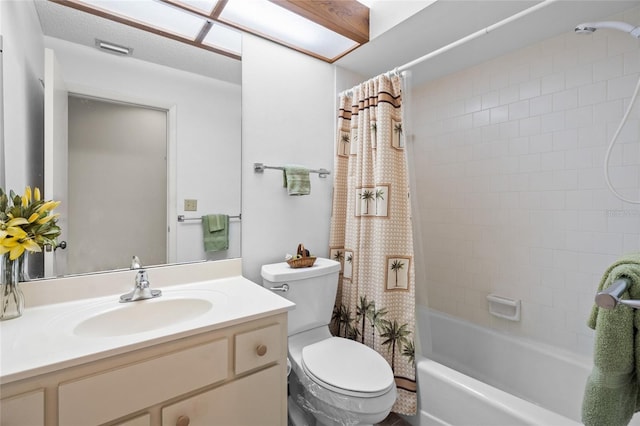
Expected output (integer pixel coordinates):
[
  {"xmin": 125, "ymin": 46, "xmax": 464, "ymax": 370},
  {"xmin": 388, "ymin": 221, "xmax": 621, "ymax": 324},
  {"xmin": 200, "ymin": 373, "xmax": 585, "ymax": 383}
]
[
  {"xmin": 176, "ymin": 415, "xmax": 190, "ymax": 426},
  {"xmin": 256, "ymin": 344, "xmax": 268, "ymax": 356}
]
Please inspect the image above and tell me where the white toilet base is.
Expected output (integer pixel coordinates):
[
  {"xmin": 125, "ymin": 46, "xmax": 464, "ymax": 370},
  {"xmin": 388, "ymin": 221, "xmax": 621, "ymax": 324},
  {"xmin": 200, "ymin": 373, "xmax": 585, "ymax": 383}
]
[{"xmin": 288, "ymin": 367, "xmax": 389, "ymax": 426}]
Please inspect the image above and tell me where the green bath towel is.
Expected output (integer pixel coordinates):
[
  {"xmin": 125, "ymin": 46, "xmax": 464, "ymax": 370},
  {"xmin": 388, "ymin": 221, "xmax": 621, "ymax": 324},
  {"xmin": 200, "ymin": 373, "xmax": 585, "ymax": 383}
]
[
  {"xmin": 202, "ymin": 214, "xmax": 229, "ymax": 252},
  {"xmin": 283, "ymin": 166, "xmax": 310, "ymax": 196},
  {"xmin": 583, "ymin": 253, "xmax": 640, "ymax": 426}
]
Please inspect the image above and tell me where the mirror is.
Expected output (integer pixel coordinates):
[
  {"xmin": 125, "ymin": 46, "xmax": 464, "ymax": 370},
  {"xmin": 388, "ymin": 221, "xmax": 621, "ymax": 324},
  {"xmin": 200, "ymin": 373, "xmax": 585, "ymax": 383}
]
[{"xmin": 3, "ymin": 0, "xmax": 242, "ymax": 279}]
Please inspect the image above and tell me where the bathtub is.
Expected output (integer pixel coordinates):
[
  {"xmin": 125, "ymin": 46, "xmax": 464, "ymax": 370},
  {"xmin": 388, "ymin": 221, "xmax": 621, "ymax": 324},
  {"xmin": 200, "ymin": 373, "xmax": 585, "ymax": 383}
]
[{"xmin": 414, "ymin": 306, "xmax": 593, "ymax": 426}]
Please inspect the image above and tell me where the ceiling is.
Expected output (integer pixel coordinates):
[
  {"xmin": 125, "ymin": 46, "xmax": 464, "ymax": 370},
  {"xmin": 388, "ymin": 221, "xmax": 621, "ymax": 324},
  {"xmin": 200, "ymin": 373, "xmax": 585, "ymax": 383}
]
[
  {"xmin": 34, "ymin": 0, "xmax": 242, "ymax": 84},
  {"xmin": 34, "ymin": 0, "xmax": 640, "ymax": 87},
  {"xmin": 336, "ymin": 0, "xmax": 640, "ymax": 87}
]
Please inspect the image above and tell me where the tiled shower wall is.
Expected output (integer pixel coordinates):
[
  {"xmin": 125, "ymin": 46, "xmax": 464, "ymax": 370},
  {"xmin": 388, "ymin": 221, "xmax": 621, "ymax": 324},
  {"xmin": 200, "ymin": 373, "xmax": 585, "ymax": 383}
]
[{"xmin": 411, "ymin": 7, "xmax": 640, "ymax": 356}]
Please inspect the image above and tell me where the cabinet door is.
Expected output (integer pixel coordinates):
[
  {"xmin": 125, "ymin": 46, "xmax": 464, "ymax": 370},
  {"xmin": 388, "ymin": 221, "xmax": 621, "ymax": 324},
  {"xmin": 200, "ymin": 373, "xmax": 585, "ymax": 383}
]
[
  {"xmin": 162, "ymin": 365, "xmax": 284, "ymax": 426},
  {"xmin": 0, "ymin": 389, "xmax": 45, "ymax": 426}
]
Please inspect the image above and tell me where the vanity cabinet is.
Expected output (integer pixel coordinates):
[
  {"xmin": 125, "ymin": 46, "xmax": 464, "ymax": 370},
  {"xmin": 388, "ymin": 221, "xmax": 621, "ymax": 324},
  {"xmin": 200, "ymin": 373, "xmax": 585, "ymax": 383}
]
[
  {"xmin": 162, "ymin": 365, "xmax": 282, "ymax": 425},
  {"xmin": 0, "ymin": 313, "xmax": 288, "ymax": 426},
  {"xmin": 0, "ymin": 389, "xmax": 45, "ymax": 426}
]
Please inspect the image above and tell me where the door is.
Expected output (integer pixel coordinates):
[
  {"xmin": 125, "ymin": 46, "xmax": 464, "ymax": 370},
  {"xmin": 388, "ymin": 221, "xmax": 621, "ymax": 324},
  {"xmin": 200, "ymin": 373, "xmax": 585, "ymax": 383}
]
[
  {"xmin": 43, "ymin": 48, "xmax": 68, "ymax": 277},
  {"xmin": 67, "ymin": 96, "xmax": 167, "ymax": 275}
]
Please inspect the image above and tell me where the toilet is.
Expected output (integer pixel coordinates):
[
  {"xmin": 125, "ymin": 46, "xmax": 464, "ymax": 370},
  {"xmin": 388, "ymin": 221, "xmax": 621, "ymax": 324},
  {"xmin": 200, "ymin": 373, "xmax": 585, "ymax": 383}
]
[{"xmin": 261, "ymin": 258, "xmax": 397, "ymax": 426}]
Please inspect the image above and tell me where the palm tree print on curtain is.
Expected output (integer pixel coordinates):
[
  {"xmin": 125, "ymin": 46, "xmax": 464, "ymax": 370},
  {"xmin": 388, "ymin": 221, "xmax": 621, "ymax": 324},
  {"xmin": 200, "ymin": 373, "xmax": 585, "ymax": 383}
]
[{"xmin": 329, "ymin": 73, "xmax": 416, "ymax": 415}]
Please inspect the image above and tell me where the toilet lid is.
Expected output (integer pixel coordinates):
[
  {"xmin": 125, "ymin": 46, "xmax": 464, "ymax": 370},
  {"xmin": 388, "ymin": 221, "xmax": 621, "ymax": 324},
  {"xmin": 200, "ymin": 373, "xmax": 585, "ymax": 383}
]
[{"xmin": 301, "ymin": 337, "xmax": 394, "ymax": 397}]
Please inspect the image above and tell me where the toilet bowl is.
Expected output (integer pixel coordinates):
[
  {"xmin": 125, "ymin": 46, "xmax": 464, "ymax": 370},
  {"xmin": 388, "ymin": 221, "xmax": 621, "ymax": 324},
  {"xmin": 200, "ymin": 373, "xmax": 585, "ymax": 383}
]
[
  {"xmin": 288, "ymin": 327, "xmax": 396, "ymax": 426},
  {"xmin": 261, "ymin": 258, "xmax": 397, "ymax": 426}
]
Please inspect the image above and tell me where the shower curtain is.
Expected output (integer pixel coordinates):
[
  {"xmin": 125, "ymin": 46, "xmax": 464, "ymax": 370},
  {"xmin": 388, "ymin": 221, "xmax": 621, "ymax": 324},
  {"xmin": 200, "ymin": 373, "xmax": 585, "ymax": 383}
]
[{"xmin": 329, "ymin": 73, "xmax": 416, "ymax": 415}]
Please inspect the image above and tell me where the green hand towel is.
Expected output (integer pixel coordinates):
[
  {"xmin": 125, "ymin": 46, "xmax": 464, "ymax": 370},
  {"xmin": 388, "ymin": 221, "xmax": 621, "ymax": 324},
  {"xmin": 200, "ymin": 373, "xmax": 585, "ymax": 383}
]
[
  {"xmin": 583, "ymin": 252, "xmax": 640, "ymax": 426},
  {"xmin": 202, "ymin": 214, "xmax": 229, "ymax": 252},
  {"xmin": 283, "ymin": 165, "xmax": 310, "ymax": 196}
]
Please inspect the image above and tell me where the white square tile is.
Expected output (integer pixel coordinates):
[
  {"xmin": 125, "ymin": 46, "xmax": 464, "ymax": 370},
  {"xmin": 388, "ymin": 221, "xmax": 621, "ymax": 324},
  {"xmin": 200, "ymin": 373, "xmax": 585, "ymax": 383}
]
[
  {"xmin": 509, "ymin": 100, "xmax": 530, "ymax": 120},
  {"xmin": 565, "ymin": 65, "xmax": 592, "ymax": 89},
  {"xmin": 530, "ymin": 94, "xmax": 553, "ymax": 116},
  {"xmin": 607, "ymin": 74, "xmax": 639, "ymax": 101},
  {"xmin": 540, "ymin": 151, "xmax": 565, "ymax": 171},
  {"xmin": 565, "ymin": 106, "xmax": 593, "ymax": 129},
  {"xmin": 578, "ymin": 82, "xmax": 606, "ymax": 106},
  {"xmin": 520, "ymin": 116, "xmax": 541, "ymax": 136},
  {"xmin": 541, "ymin": 72, "xmax": 565, "ymax": 95},
  {"xmin": 520, "ymin": 80, "xmax": 541, "ymax": 100},
  {"xmin": 578, "ymin": 167, "xmax": 606, "ymax": 189},
  {"xmin": 593, "ymin": 55, "xmax": 624, "ymax": 82},
  {"xmin": 529, "ymin": 133, "xmax": 553, "ymax": 153},
  {"xmin": 541, "ymin": 111, "xmax": 565, "ymax": 133},
  {"xmin": 490, "ymin": 105, "xmax": 509, "ymax": 124},
  {"xmin": 472, "ymin": 110, "xmax": 491, "ymax": 128},
  {"xmin": 508, "ymin": 136, "xmax": 529, "ymax": 156},
  {"xmin": 553, "ymin": 88, "xmax": 578, "ymax": 112},
  {"xmin": 623, "ymin": 50, "xmax": 640, "ymax": 74},
  {"xmin": 500, "ymin": 85, "xmax": 519, "ymax": 105},
  {"xmin": 482, "ymin": 90, "xmax": 500, "ymax": 110}
]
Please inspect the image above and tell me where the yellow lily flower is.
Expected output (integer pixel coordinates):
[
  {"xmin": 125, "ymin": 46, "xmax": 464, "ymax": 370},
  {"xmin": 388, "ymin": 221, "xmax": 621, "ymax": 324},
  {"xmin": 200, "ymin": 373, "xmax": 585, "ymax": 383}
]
[
  {"xmin": 3, "ymin": 217, "xmax": 28, "ymax": 227},
  {"xmin": 5, "ymin": 227, "xmax": 27, "ymax": 239},
  {"xmin": 21, "ymin": 239, "xmax": 41, "ymax": 253},
  {"xmin": 1, "ymin": 186, "xmax": 61, "ymax": 259},
  {"xmin": 37, "ymin": 213, "xmax": 60, "ymax": 225},
  {"xmin": 10, "ymin": 245, "xmax": 25, "ymax": 260},
  {"xmin": 37, "ymin": 200, "xmax": 60, "ymax": 213},
  {"xmin": 2, "ymin": 238, "xmax": 19, "ymax": 248},
  {"xmin": 1, "ymin": 236, "xmax": 41, "ymax": 259},
  {"xmin": 0, "ymin": 218, "xmax": 29, "ymax": 239}
]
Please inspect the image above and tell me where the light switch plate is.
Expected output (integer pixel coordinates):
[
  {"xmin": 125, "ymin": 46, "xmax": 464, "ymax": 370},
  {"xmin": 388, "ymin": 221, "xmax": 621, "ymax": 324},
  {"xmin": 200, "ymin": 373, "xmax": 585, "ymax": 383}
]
[{"xmin": 184, "ymin": 199, "xmax": 198, "ymax": 211}]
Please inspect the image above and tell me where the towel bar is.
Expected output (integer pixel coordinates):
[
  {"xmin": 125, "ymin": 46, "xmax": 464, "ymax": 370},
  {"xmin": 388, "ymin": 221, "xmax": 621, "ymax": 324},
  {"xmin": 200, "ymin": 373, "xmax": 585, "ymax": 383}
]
[
  {"xmin": 253, "ymin": 162, "xmax": 330, "ymax": 178},
  {"xmin": 177, "ymin": 214, "xmax": 241, "ymax": 222},
  {"xmin": 595, "ymin": 278, "xmax": 637, "ymax": 309}
]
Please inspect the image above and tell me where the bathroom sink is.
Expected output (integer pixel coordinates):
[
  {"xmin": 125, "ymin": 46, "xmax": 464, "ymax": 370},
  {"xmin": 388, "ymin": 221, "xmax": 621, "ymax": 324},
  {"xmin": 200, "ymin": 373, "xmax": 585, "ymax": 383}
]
[{"xmin": 72, "ymin": 297, "xmax": 214, "ymax": 338}]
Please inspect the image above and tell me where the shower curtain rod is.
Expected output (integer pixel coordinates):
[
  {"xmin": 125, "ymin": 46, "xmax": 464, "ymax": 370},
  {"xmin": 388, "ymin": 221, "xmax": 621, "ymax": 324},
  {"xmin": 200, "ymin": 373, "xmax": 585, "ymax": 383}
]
[
  {"xmin": 339, "ymin": 0, "xmax": 558, "ymax": 97},
  {"xmin": 395, "ymin": 0, "xmax": 558, "ymax": 73}
]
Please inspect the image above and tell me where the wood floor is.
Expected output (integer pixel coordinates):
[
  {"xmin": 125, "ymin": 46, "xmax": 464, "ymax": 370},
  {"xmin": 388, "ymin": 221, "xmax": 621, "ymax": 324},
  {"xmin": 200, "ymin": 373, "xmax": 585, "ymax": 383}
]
[{"xmin": 375, "ymin": 412, "xmax": 412, "ymax": 426}]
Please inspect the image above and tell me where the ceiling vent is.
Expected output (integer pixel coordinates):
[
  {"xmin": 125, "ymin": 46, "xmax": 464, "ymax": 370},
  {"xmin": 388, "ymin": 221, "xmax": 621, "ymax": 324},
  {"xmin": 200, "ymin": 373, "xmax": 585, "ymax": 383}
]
[{"xmin": 95, "ymin": 39, "xmax": 133, "ymax": 56}]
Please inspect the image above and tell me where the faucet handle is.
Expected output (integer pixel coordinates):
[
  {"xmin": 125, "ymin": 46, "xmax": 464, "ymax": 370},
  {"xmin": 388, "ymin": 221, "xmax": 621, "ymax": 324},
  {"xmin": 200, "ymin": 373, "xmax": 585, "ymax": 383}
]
[
  {"xmin": 131, "ymin": 256, "xmax": 142, "ymax": 269},
  {"xmin": 135, "ymin": 270, "xmax": 149, "ymax": 287}
]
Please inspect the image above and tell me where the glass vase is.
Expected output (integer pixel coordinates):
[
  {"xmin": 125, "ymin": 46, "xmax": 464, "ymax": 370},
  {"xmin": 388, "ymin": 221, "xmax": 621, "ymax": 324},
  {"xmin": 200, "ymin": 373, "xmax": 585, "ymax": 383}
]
[{"xmin": 1, "ymin": 254, "xmax": 26, "ymax": 321}]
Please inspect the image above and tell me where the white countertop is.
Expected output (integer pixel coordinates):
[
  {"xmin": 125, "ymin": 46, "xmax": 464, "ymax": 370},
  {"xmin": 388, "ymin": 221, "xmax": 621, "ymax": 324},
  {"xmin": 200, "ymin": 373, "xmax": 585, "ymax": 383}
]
[{"xmin": 1, "ymin": 267, "xmax": 294, "ymax": 385}]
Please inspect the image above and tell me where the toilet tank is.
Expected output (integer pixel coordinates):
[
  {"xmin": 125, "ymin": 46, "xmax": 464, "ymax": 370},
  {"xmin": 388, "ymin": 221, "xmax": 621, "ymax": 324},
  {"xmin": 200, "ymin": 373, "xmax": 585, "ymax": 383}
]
[{"xmin": 261, "ymin": 258, "xmax": 341, "ymax": 336}]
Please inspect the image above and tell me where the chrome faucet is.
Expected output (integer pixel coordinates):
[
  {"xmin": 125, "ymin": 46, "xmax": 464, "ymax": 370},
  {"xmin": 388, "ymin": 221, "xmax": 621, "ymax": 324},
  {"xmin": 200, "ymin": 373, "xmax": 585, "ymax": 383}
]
[{"xmin": 120, "ymin": 259, "xmax": 162, "ymax": 303}]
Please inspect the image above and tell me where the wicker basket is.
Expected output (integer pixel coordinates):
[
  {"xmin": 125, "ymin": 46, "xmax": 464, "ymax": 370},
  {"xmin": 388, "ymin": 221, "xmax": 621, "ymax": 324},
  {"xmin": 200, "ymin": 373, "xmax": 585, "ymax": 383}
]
[{"xmin": 287, "ymin": 243, "xmax": 317, "ymax": 268}]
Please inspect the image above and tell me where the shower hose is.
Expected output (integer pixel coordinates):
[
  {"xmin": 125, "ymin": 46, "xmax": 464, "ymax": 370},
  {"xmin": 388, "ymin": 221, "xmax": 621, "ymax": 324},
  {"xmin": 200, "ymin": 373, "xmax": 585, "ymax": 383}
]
[{"xmin": 604, "ymin": 71, "xmax": 640, "ymax": 204}]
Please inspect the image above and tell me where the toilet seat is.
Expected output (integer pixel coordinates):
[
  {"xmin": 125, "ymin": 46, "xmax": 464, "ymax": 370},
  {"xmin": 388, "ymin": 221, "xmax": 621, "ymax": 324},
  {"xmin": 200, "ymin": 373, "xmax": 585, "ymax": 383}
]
[{"xmin": 301, "ymin": 337, "xmax": 395, "ymax": 398}]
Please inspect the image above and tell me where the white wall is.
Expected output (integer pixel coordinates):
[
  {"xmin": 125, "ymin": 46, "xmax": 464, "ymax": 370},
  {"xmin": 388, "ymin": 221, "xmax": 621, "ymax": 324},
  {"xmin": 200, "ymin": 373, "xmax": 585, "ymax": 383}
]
[
  {"xmin": 43, "ymin": 36, "xmax": 242, "ymax": 265},
  {"xmin": 1, "ymin": 0, "xmax": 44, "ymax": 192},
  {"xmin": 411, "ymin": 6, "xmax": 640, "ymax": 356},
  {"xmin": 241, "ymin": 34, "xmax": 336, "ymax": 284}
]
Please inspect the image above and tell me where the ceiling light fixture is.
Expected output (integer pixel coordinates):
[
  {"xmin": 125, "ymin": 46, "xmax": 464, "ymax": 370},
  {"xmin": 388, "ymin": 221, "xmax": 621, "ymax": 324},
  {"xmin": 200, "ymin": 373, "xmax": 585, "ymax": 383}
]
[{"xmin": 95, "ymin": 38, "xmax": 133, "ymax": 55}]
